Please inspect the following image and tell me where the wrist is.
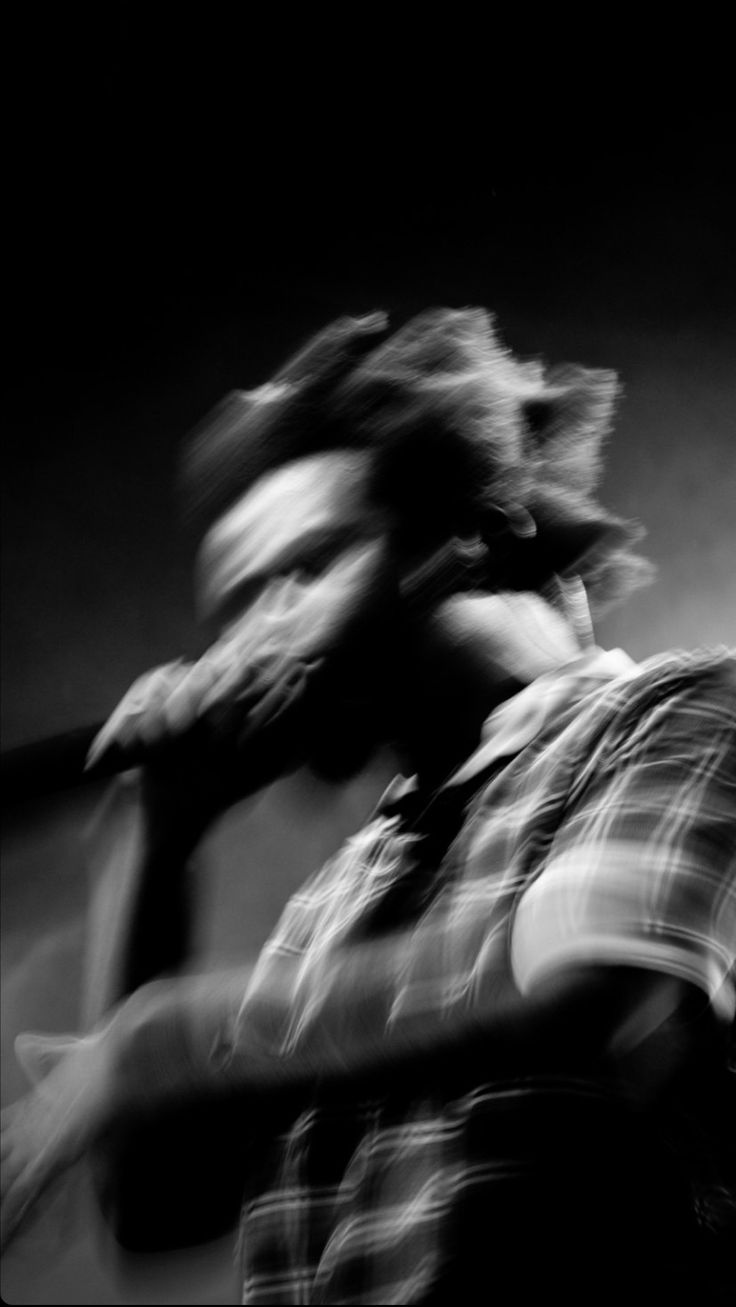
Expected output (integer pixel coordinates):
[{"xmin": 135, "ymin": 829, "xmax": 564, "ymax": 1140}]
[{"xmin": 107, "ymin": 971, "xmax": 258, "ymax": 1116}]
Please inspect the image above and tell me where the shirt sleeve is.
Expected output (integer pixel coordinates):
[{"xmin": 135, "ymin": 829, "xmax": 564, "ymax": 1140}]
[{"xmin": 511, "ymin": 659, "xmax": 736, "ymax": 1022}]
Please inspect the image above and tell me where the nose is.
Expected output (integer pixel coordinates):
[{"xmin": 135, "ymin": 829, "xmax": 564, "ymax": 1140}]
[{"xmin": 195, "ymin": 451, "xmax": 377, "ymax": 625}]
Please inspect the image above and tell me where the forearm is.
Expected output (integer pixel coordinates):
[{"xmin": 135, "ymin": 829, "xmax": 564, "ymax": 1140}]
[
  {"xmin": 82, "ymin": 779, "xmax": 191, "ymax": 1029},
  {"xmin": 6, "ymin": 946, "xmax": 706, "ymax": 1240},
  {"xmin": 107, "ymin": 934, "xmax": 535, "ymax": 1118},
  {"xmin": 105, "ymin": 931, "xmax": 715, "ymax": 1125}
]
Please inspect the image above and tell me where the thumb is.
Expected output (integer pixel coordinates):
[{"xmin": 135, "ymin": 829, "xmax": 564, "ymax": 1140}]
[{"xmin": 14, "ymin": 1032, "xmax": 81, "ymax": 1087}]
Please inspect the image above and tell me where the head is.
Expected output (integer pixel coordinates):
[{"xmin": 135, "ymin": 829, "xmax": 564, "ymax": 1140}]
[{"xmin": 182, "ymin": 309, "xmax": 652, "ymax": 784}]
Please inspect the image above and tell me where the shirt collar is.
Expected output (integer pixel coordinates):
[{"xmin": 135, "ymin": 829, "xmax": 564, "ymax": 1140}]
[
  {"xmin": 445, "ymin": 647, "xmax": 637, "ymax": 787},
  {"xmin": 376, "ymin": 647, "xmax": 637, "ymax": 819}
]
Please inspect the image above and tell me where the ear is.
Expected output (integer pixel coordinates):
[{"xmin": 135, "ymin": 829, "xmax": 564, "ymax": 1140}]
[
  {"xmin": 15, "ymin": 1032, "xmax": 80, "ymax": 1086},
  {"xmin": 525, "ymin": 489, "xmax": 637, "ymax": 580}
]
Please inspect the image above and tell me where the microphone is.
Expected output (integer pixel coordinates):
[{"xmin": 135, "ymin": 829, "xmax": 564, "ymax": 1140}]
[{"xmin": 2, "ymin": 723, "xmax": 115, "ymax": 803}]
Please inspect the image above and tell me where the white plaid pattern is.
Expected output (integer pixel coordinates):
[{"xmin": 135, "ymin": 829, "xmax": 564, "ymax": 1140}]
[{"xmin": 235, "ymin": 646, "xmax": 736, "ymax": 1303}]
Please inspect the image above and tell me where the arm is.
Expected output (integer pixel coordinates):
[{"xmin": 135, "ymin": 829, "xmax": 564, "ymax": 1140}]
[
  {"xmin": 75, "ymin": 660, "xmax": 276, "ymax": 1248},
  {"xmin": 81, "ymin": 769, "xmax": 202, "ymax": 1027},
  {"xmin": 82, "ymin": 627, "xmax": 329, "ymax": 1016},
  {"xmin": 63, "ymin": 640, "xmax": 335, "ymax": 1250},
  {"xmin": 77, "ymin": 750, "xmax": 241, "ymax": 1250},
  {"xmin": 140, "ymin": 933, "xmax": 718, "ymax": 1098},
  {"xmin": 3, "ymin": 916, "xmax": 712, "ymax": 1253},
  {"xmin": 78, "ymin": 746, "xmax": 272, "ymax": 1250},
  {"xmin": 8, "ymin": 659, "xmax": 734, "ymax": 1249}
]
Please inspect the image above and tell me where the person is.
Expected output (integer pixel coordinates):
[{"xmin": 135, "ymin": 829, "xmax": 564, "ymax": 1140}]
[{"xmin": 1, "ymin": 309, "xmax": 734, "ymax": 1304}]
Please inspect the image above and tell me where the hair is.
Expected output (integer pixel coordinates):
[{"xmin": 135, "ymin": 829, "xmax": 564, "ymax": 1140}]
[{"xmin": 180, "ymin": 308, "xmax": 653, "ymax": 617}]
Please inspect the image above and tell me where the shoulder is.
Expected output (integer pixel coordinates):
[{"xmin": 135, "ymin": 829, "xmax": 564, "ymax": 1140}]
[
  {"xmin": 582, "ymin": 647, "xmax": 736, "ymax": 755},
  {"xmin": 632, "ymin": 646, "xmax": 736, "ymax": 704}
]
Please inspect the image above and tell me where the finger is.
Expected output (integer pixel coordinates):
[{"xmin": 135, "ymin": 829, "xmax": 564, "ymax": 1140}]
[
  {"xmin": 125, "ymin": 665, "xmax": 189, "ymax": 745},
  {"xmin": 199, "ymin": 658, "xmax": 257, "ymax": 714},
  {"xmin": 87, "ymin": 663, "xmax": 187, "ymax": 765},
  {"xmin": 86, "ymin": 688, "xmax": 150, "ymax": 766},
  {"xmin": 0, "ymin": 1105, "xmax": 76, "ymax": 1247},
  {"xmin": 240, "ymin": 662, "xmax": 312, "ymax": 742},
  {"xmin": 143, "ymin": 661, "xmax": 195, "ymax": 728},
  {"xmin": 15, "ymin": 1033, "xmax": 80, "ymax": 1087},
  {"xmin": 196, "ymin": 633, "xmax": 269, "ymax": 715},
  {"xmin": 86, "ymin": 712, "xmax": 127, "ymax": 769},
  {"xmin": 162, "ymin": 657, "xmax": 220, "ymax": 730}
]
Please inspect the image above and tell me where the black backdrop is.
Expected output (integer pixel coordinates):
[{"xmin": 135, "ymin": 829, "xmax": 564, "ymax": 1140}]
[{"xmin": 2, "ymin": 18, "xmax": 735, "ymax": 1303}]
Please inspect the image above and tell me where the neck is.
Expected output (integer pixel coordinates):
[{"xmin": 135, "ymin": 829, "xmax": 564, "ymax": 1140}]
[{"xmin": 397, "ymin": 591, "xmax": 582, "ymax": 790}]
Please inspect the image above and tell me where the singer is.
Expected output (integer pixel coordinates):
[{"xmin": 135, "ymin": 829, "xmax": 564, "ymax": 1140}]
[{"xmin": 2, "ymin": 310, "xmax": 734, "ymax": 1304}]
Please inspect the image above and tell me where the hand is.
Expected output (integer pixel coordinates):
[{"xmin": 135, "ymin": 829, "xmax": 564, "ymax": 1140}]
[
  {"xmin": 85, "ymin": 635, "xmax": 308, "ymax": 774},
  {"xmin": 85, "ymin": 653, "xmax": 253, "ymax": 849},
  {"xmin": 1, "ymin": 1030, "xmax": 114, "ymax": 1251},
  {"xmin": 85, "ymin": 635, "xmax": 324, "ymax": 853},
  {"xmin": 85, "ymin": 659, "xmax": 203, "ymax": 770},
  {"xmin": 84, "ymin": 544, "xmax": 379, "ymax": 775},
  {"xmin": 83, "ymin": 617, "xmax": 299, "ymax": 772}
]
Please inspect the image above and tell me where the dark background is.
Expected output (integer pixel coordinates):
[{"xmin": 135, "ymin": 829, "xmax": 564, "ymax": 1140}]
[
  {"xmin": 4, "ymin": 22, "xmax": 735, "ymax": 748},
  {"xmin": 2, "ymin": 17, "xmax": 735, "ymax": 1303}
]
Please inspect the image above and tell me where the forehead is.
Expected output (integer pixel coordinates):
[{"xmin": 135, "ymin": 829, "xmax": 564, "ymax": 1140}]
[{"xmin": 197, "ymin": 450, "xmax": 385, "ymax": 619}]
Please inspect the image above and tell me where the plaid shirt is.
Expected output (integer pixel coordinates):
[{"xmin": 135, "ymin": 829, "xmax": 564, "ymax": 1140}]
[{"xmin": 232, "ymin": 647, "xmax": 736, "ymax": 1304}]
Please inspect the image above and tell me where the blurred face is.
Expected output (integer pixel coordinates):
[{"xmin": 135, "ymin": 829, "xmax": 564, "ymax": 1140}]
[
  {"xmin": 193, "ymin": 451, "xmax": 583, "ymax": 791},
  {"xmin": 198, "ymin": 451, "xmax": 388, "ymax": 628},
  {"xmin": 196, "ymin": 451, "xmax": 401, "ymax": 780}
]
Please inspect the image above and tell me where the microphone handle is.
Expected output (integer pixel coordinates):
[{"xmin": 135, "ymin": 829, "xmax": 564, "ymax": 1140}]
[{"xmin": 2, "ymin": 722, "xmax": 135, "ymax": 803}]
